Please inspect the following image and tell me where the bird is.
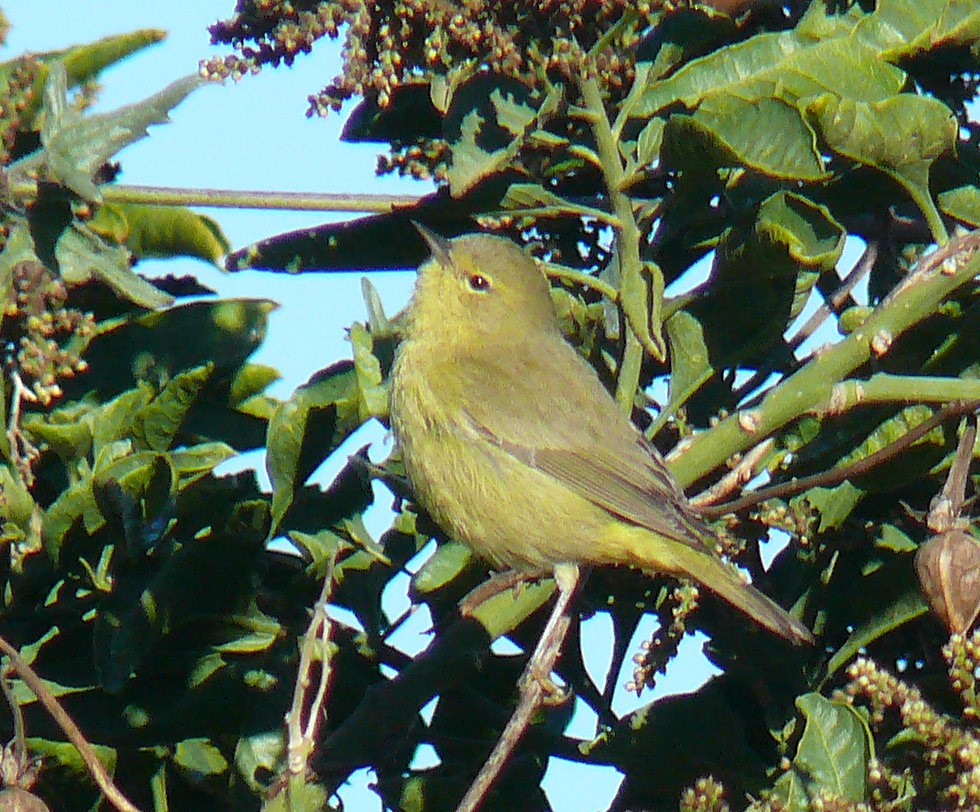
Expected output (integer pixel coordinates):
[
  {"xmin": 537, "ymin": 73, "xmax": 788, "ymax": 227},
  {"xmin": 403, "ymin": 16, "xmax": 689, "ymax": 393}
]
[{"xmin": 388, "ymin": 226, "xmax": 813, "ymax": 645}]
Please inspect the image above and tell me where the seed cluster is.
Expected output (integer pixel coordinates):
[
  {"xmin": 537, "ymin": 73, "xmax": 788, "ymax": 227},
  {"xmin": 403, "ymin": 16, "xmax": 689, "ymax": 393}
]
[
  {"xmin": 0, "ymin": 56, "xmax": 40, "ymax": 164},
  {"xmin": 203, "ymin": 0, "xmax": 647, "ymax": 181},
  {"xmin": 680, "ymin": 776, "xmax": 730, "ymax": 812},
  {"xmin": 845, "ymin": 642, "xmax": 980, "ymax": 809},
  {"xmin": 3, "ymin": 260, "xmax": 94, "ymax": 406}
]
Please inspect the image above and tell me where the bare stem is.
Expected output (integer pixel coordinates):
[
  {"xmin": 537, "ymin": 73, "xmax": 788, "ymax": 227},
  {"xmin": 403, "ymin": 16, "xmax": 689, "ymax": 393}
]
[
  {"xmin": 671, "ymin": 231, "xmax": 980, "ymax": 488},
  {"xmin": 701, "ymin": 400, "xmax": 980, "ymax": 518},
  {"xmin": 285, "ymin": 555, "xmax": 338, "ymax": 777},
  {"xmin": 7, "ymin": 181, "xmax": 423, "ymax": 213},
  {"xmin": 455, "ymin": 564, "xmax": 581, "ymax": 812},
  {"xmin": 0, "ymin": 634, "xmax": 143, "ymax": 812}
]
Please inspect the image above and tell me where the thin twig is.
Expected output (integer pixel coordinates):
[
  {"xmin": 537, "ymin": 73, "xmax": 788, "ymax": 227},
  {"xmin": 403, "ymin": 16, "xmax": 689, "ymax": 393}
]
[
  {"xmin": 7, "ymin": 181, "xmax": 423, "ymax": 213},
  {"xmin": 284, "ymin": 554, "xmax": 338, "ymax": 777},
  {"xmin": 788, "ymin": 241, "xmax": 880, "ymax": 353},
  {"xmin": 0, "ymin": 634, "xmax": 143, "ymax": 812},
  {"xmin": 927, "ymin": 417, "xmax": 977, "ymax": 534},
  {"xmin": 691, "ymin": 439, "xmax": 775, "ymax": 507},
  {"xmin": 455, "ymin": 564, "xmax": 582, "ymax": 812},
  {"xmin": 6, "ymin": 372, "xmax": 39, "ymax": 487},
  {"xmin": 731, "ymin": 242, "xmax": 881, "ymax": 408},
  {"xmin": 701, "ymin": 400, "xmax": 980, "ymax": 519}
]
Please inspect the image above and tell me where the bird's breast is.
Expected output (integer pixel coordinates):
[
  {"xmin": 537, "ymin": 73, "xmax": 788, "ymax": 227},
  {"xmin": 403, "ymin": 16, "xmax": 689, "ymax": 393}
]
[{"xmin": 390, "ymin": 343, "xmax": 608, "ymax": 570}]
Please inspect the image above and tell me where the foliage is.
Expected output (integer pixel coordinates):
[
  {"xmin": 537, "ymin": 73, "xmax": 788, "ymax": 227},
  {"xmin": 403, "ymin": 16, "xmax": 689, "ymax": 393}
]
[{"xmin": 2, "ymin": 2, "xmax": 980, "ymax": 812}]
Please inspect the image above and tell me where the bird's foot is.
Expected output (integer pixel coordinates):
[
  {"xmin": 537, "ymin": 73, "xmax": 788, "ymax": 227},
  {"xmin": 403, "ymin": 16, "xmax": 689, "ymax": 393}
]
[{"xmin": 518, "ymin": 668, "xmax": 571, "ymax": 706}]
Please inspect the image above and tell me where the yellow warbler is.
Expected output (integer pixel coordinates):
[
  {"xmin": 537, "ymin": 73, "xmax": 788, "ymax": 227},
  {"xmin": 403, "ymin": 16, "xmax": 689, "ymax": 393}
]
[{"xmin": 389, "ymin": 228, "xmax": 812, "ymax": 645}]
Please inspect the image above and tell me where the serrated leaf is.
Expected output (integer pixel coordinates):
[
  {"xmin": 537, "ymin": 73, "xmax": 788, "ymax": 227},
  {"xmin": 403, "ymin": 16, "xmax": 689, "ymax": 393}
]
[
  {"xmin": 55, "ymin": 223, "xmax": 174, "ymax": 308},
  {"xmin": 37, "ymin": 64, "xmax": 204, "ymax": 201}
]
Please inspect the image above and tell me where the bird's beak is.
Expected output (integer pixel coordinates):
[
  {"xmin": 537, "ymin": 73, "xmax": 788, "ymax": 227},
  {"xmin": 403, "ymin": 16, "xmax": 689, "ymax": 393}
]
[{"xmin": 411, "ymin": 221, "xmax": 452, "ymax": 267}]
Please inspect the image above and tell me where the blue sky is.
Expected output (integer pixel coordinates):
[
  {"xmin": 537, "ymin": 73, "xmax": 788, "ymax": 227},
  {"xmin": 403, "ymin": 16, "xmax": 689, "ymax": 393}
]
[{"xmin": 4, "ymin": 5, "xmax": 730, "ymax": 809}]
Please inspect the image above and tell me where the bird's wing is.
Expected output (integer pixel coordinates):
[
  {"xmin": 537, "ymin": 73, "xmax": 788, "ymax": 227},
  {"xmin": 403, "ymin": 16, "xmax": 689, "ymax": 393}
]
[{"xmin": 454, "ymin": 341, "xmax": 711, "ymax": 550}]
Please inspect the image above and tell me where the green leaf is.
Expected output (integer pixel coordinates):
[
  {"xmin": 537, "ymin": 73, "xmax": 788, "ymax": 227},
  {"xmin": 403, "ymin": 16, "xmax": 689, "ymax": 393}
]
[
  {"xmin": 0, "ymin": 29, "xmax": 166, "ymax": 125},
  {"xmin": 26, "ymin": 738, "xmax": 117, "ymax": 778},
  {"xmin": 445, "ymin": 78, "xmax": 559, "ymax": 197},
  {"xmin": 852, "ymin": 0, "xmax": 980, "ymax": 60},
  {"xmin": 93, "ymin": 521, "xmax": 266, "ymax": 692},
  {"xmin": 266, "ymin": 363, "xmax": 364, "ymax": 534},
  {"xmin": 42, "ymin": 475, "xmax": 98, "ymax": 562},
  {"xmin": 55, "ymin": 223, "xmax": 174, "ymax": 309},
  {"xmin": 168, "ymin": 443, "xmax": 237, "ymax": 480},
  {"xmin": 938, "ymin": 185, "xmax": 980, "ymax": 228},
  {"xmin": 36, "ymin": 64, "xmax": 204, "ymax": 201},
  {"xmin": 773, "ymin": 693, "xmax": 870, "ymax": 810},
  {"xmin": 876, "ymin": 524, "xmax": 917, "ymax": 553},
  {"xmin": 228, "ymin": 364, "xmax": 282, "ymax": 406},
  {"xmin": 689, "ymin": 191, "xmax": 843, "ymax": 365},
  {"xmin": 637, "ymin": 26, "xmax": 905, "ymax": 117},
  {"xmin": 411, "ymin": 542, "xmax": 474, "ymax": 596},
  {"xmin": 132, "ymin": 365, "xmax": 214, "ymax": 451},
  {"xmin": 88, "ymin": 203, "xmax": 230, "ymax": 265},
  {"xmin": 826, "ymin": 589, "xmax": 929, "ymax": 677},
  {"xmin": 349, "ymin": 322, "xmax": 387, "ymax": 421},
  {"xmin": 805, "ymin": 93, "xmax": 955, "ymax": 239},
  {"xmin": 498, "ymin": 183, "xmax": 618, "ymax": 225},
  {"xmin": 665, "ymin": 310, "xmax": 713, "ymax": 416},
  {"xmin": 262, "ymin": 778, "xmax": 330, "ymax": 812},
  {"xmin": 173, "ymin": 738, "xmax": 229, "ymax": 777},
  {"xmin": 75, "ymin": 299, "xmax": 275, "ymax": 397},
  {"xmin": 798, "ymin": 482, "xmax": 864, "ymax": 533},
  {"xmin": 665, "ymin": 97, "xmax": 825, "ymax": 180}
]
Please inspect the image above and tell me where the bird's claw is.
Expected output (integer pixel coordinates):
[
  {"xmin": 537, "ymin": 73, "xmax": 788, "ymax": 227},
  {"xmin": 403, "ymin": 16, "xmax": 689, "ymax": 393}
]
[{"xmin": 518, "ymin": 669, "xmax": 570, "ymax": 706}]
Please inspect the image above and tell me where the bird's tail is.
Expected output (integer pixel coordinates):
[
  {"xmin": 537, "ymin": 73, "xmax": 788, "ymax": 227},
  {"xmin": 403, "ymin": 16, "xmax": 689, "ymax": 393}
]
[{"xmin": 600, "ymin": 525, "xmax": 813, "ymax": 645}]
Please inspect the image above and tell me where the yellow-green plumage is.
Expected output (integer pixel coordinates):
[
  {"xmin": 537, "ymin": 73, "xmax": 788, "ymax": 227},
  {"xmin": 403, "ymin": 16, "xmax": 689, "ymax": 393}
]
[{"xmin": 389, "ymin": 230, "xmax": 812, "ymax": 645}]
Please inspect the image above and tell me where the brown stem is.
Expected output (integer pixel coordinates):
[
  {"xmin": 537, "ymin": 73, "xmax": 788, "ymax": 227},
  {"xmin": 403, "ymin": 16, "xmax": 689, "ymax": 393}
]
[
  {"xmin": 701, "ymin": 400, "xmax": 980, "ymax": 518},
  {"xmin": 454, "ymin": 564, "xmax": 581, "ymax": 812},
  {"xmin": 0, "ymin": 635, "xmax": 143, "ymax": 812}
]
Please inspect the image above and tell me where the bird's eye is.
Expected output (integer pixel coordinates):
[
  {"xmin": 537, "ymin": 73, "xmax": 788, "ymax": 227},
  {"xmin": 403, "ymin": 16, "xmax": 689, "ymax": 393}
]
[{"xmin": 467, "ymin": 273, "xmax": 491, "ymax": 291}]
